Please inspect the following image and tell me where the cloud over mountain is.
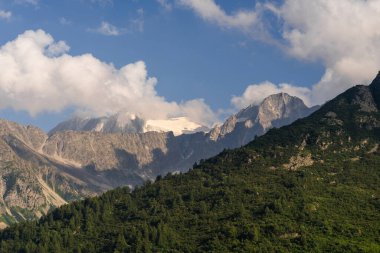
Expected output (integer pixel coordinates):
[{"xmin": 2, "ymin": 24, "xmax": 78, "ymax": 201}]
[
  {"xmin": 276, "ymin": 0, "xmax": 380, "ymax": 104},
  {"xmin": 231, "ymin": 81, "xmax": 311, "ymax": 109},
  {"xmin": 0, "ymin": 30, "xmax": 217, "ymax": 126},
  {"xmin": 180, "ymin": 0, "xmax": 380, "ymax": 106}
]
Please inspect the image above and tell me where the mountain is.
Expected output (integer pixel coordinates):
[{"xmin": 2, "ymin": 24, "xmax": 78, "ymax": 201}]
[
  {"xmin": 0, "ymin": 73, "xmax": 379, "ymax": 252},
  {"xmin": 0, "ymin": 93, "xmax": 316, "ymax": 225},
  {"xmin": 49, "ymin": 113, "xmax": 209, "ymax": 136},
  {"xmin": 209, "ymin": 93, "xmax": 319, "ymax": 147}
]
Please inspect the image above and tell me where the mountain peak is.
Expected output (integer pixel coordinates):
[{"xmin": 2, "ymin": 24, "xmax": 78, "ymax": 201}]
[
  {"xmin": 257, "ymin": 93, "xmax": 312, "ymax": 130},
  {"xmin": 262, "ymin": 92, "xmax": 304, "ymax": 105},
  {"xmin": 210, "ymin": 93, "xmax": 318, "ymax": 144},
  {"xmin": 369, "ymin": 71, "xmax": 380, "ymax": 108},
  {"xmin": 370, "ymin": 70, "xmax": 380, "ymax": 86},
  {"xmin": 369, "ymin": 70, "xmax": 380, "ymax": 90}
]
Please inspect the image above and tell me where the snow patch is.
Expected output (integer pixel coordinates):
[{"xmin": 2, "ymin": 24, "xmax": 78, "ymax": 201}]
[{"xmin": 144, "ymin": 117, "xmax": 208, "ymax": 136}]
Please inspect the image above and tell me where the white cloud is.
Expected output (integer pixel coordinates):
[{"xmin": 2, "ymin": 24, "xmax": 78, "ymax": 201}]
[
  {"xmin": 0, "ymin": 10, "xmax": 12, "ymax": 21},
  {"xmin": 90, "ymin": 9, "xmax": 144, "ymax": 36},
  {"xmin": 59, "ymin": 17, "xmax": 71, "ymax": 26},
  {"xmin": 90, "ymin": 21, "xmax": 122, "ymax": 36},
  {"xmin": 231, "ymin": 81, "xmax": 311, "ymax": 109},
  {"xmin": 0, "ymin": 30, "xmax": 217, "ymax": 126},
  {"xmin": 45, "ymin": 40, "xmax": 70, "ymax": 56},
  {"xmin": 177, "ymin": 0, "xmax": 259, "ymax": 32},
  {"xmin": 157, "ymin": 0, "xmax": 173, "ymax": 11},
  {"xmin": 130, "ymin": 8, "xmax": 144, "ymax": 33}
]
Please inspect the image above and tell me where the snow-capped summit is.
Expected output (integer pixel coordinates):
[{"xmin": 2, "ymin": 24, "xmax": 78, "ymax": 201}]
[
  {"xmin": 144, "ymin": 117, "xmax": 209, "ymax": 136},
  {"xmin": 49, "ymin": 113, "xmax": 209, "ymax": 136}
]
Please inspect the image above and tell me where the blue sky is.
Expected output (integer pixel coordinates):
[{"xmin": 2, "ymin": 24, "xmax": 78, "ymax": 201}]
[{"xmin": 0, "ymin": 0, "xmax": 379, "ymax": 131}]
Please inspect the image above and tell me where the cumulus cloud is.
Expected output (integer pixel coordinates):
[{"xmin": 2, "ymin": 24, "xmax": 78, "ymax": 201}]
[
  {"xmin": 0, "ymin": 30, "xmax": 217, "ymax": 126},
  {"xmin": 231, "ymin": 81, "xmax": 311, "ymax": 109},
  {"xmin": 181, "ymin": 0, "xmax": 380, "ymax": 106},
  {"xmin": 0, "ymin": 10, "xmax": 12, "ymax": 21}
]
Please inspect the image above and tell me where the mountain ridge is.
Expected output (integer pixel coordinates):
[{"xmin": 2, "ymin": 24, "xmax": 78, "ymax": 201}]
[
  {"xmin": 0, "ymin": 93, "xmax": 318, "ymax": 225},
  {"xmin": 49, "ymin": 113, "xmax": 209, "ymax": 136}
]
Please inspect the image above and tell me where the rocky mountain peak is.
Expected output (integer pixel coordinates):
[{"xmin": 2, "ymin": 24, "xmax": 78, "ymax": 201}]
[
  {"xmin": 261, "ymin": 93, "xmax": 306, "ymax": 111},
  {"xmin": 257, "ymin": 93, "xmax": 310, "ymax": 130},
  {"xmin": 370, "ymin": 71, "xmax": 380, "ymax": 87},
  {"xmin": 209, "ymin": 93, "xmax": 318, "ymax": 143}
]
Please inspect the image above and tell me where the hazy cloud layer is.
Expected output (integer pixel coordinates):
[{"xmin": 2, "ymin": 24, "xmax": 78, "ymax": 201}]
[
  {"xmin": 59, "ymin": 17, "xmax": 72, "ymax": 26},
  {"xmin": 89, "ymin": 9, "xmax": 144, "ymax": 36},
  {"xmin": 181, "ymin": 0, "xmax": 380, "ymax": 106},
  {"xmin": 0, "ymin": 30, "xmax": 217, "ymax": 126},
  {"xmin": 157, "ymin": 0, "xmax": 173, "ymax": 11},
  {"xmin": 90, "ymin": 21, "xmax": 122, "ymax": 36},
  {"xmin": 0, "ymin": 10, "xmax": 12, "ymax": 20}
]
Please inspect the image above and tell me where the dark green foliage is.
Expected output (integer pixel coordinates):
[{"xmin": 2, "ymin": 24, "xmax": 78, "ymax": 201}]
[{"xmin": 1, "ymin": 83, "xmax": 380, "ymax": 252}]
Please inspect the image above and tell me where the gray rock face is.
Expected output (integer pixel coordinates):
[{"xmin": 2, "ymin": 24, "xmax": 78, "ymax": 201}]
[
  {"xmin": 352, "ymin": 85, "xmax": 378, "ymax": 112},
  {"xmin": 0, "ymin": 93, "xmax": 318, "ymax": 225},
  {"xmin": 0, "ymin": 122, "xmax": 103, "ymax": 227},
  {"xmin": 209, "ymin": 93, "xmax": 319, "ymax": 147}
]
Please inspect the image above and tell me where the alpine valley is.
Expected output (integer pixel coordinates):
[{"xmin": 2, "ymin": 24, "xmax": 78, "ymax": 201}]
[
  {"xmin": 0, "ymin": 93, "xmax": 317, "ymax": 226},
  {"xmin": 0, "ymin": 72, "xmax": 379, "ymax": 252}
]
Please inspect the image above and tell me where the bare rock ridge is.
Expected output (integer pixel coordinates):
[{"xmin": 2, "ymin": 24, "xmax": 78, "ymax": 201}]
[{"xmin": 0, "ymin": 93, "xmax": 318, "ymax": 225}]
